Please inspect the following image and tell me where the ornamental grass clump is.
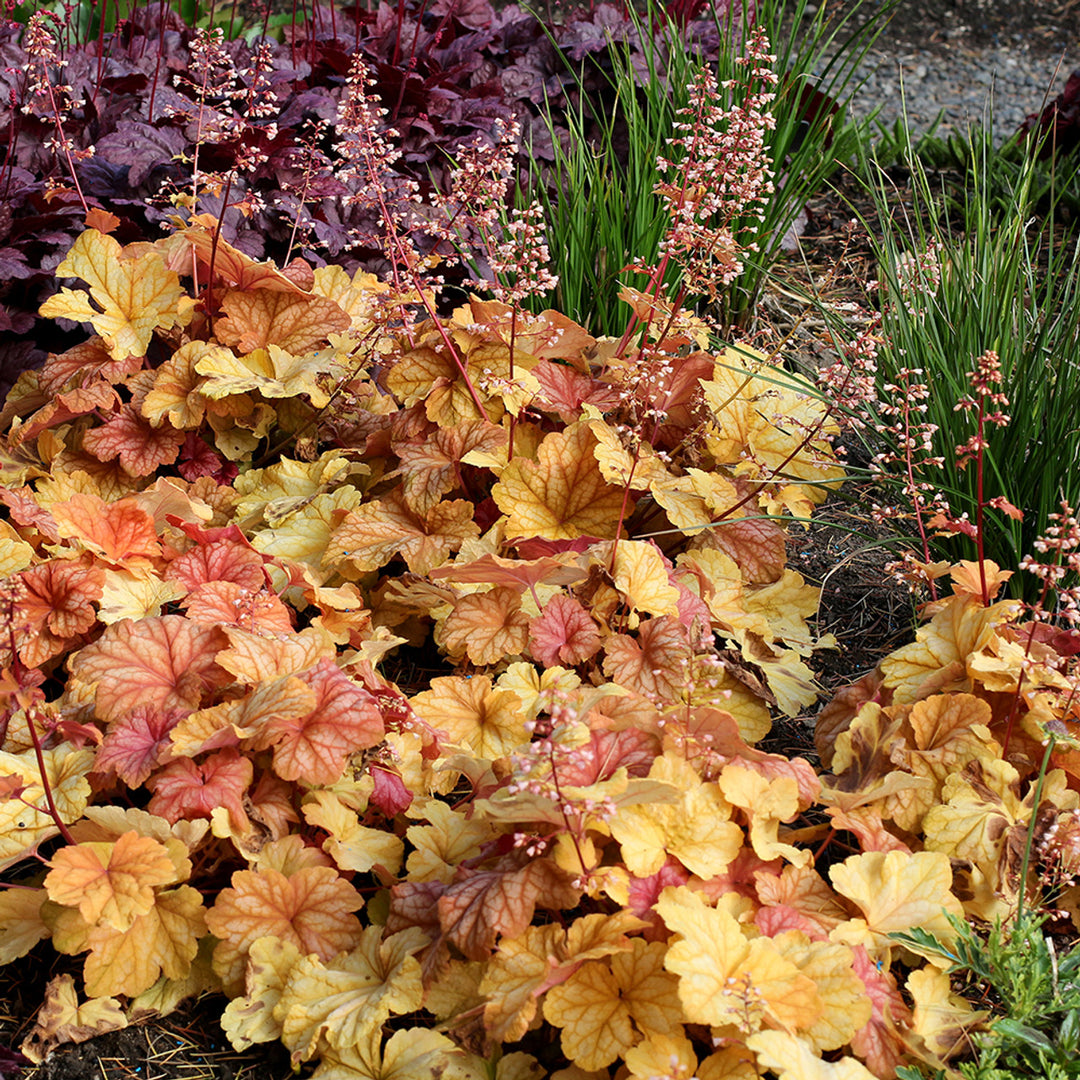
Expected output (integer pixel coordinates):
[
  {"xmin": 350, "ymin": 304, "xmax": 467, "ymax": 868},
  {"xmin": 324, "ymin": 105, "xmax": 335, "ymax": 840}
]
[
  {"xmin": 523, "ymin": 0, "xmax": 892, "ymax": 334},
  {"xmin": 854, "ymin": 128, "xmax": 1080, "ymax": 602}
]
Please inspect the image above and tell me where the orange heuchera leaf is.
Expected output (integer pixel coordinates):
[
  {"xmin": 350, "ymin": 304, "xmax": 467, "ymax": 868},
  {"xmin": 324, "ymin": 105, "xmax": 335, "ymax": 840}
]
[
  {"xmin": 528, "ymin": 593, "xmax": 602, "ymax": 667},
  {"xmin": 392, "ymin": 419, "xmax": 507, "ymax": 514},
  {"xmin": 492, "ymin": 422, "xmax": 627, "ymax": 540},
  {"xmin": 430, "ymin": 552, "xmax": 585, "ymax": 597},
  {"xmin": 93, "ymin": 706, "xmax": 184, "ymax": 786},
  {"xmin": 14, "ymin": 556, "xmax": 104, "ymax": 666},
  {"xmin": 440, "ymin": 587, "xmax": 530, "ymax": 666},
  {"xmin": 52, "ymin": 493, "xmax": 161, "ymax": 567},
  {"xmin": 167, "ymin": 676, "xmax": 316, "ymax": 758},
  {"xmin": 39, "ymin": 230, "xmax": 184, "ymax": 361},
  {"xmin": 146, "ymin": 749, "xmax": 254, "ymax": 830},
  {"xmin": 45, "ymin": 831, "xmax": 177, "ymax": 932},
  {"xmin": 36, "ymin": 338, "xmax": 142, "ymax": 398},
  {"xmin": 168, "ymin": 215, "xmax": 308, "ymax": 294},
  {"xmin": 214, "ymin": 288, "xmax": 351, "ymax": 355},
  {"xmin": 479, "ymin": 923, "xmax": 565, "ymax": 1042},
  {"xmin": 140, "ymin": 341, "xmax": 221, "ymax": 430},
  {"xmin": 603, "ymin": 617, "xmax": 692, "ymax": 701},
  {"xmin": 68, "ymin": 615, "xmax": 230, "ymax": 723},
  {"xmin": 216, "ymin": 625, "xmax": 335, "ymax": 684},
  {"xmin": 82, "ymin": 405, "xmax": 187, "ymax": 477},
  {"xmin": 409, "ymin": 675, "xmax": 528, "ymax": 760},
  {"xmin": 542, "ymin": 939, "xmax": 682, "ymax": 1070},
  {"xmin": 251, "ymin": 659, "xmax": 384, "ymax": 785},
  {"xmin": 205, "ymin": 865, "xmax": 364, "ymax": 996},
  {"xmin": 703, "ymin": 518, "xmax": 787, "ymax": 585},
  {"xmin": 950, "ymin": 559, "xmax": 1012, "ymax": 601},
  {"xmin": 325, "ymin": 488, "xmax": 480, "ymax": 576},
  {"xmin": 437, "ymin": 854, "xmax": 580, "ymax": 960}
]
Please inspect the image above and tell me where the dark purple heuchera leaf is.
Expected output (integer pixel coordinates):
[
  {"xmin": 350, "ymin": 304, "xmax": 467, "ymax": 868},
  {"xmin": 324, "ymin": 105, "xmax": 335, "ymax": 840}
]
[
  {"xmin": 0, "ymin": 0, "xmax": 753, "ymax": 389},
  {"xmin": 1019, "ymin": 68, "xmax": 1080, "ymax": 159},
  {"xmin": 0, "ymin": 1045, "xmax": 29, "ymax": 1079}
]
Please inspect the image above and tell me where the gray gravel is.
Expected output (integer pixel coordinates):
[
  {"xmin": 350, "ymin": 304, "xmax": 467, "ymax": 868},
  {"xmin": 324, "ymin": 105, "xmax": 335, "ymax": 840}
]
[{"xmin": 841, "ymin": 41, "xmax": 1074, "ymax": 144}]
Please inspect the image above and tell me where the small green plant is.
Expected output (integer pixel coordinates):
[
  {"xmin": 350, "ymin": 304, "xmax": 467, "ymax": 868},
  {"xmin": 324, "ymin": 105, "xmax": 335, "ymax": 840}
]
[{"xmin": 521, "ymin": 0, "xmax": 893, "ymax": 335}]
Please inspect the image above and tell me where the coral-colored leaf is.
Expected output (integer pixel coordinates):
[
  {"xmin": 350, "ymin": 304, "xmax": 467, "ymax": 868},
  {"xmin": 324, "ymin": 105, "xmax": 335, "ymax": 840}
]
[
  {"xmin": 528, "ymin": 593, "xmax": 602, "ymax": 667},
  {"xmin": 206, "ymin": 865, "xmax": 364, "ymax": 996},
  {"xmin": 39, "ymin": 230, "xmax": 184, "ymax": 361},
  {"xmin": 603, "ymin": 617, "xmax": 692, "ymax": 701},
  {"xmin": 252, "ymin": 659, "xmax": 384, "ymax": 785},
  {"xmin": 14, "ymin": 556, "xmax": 104, "ymax": 666},
  {"xmin": 492, "ymin": 422, "xmax": 627, "ymax": 540},
  {"xmin": 94, "ymin": 706, "xmax": 184, "ymax": 786},
  {"xmin": 430, "ymin": 553, "xmax": 585, "ymax": 595},
  {"xmin": 69, "ymin": 615, "xmax": 229, "ymax": 723},
  {"xmin": 45, "ymin": 831, "xmax": 177, "ymax": 932},
  {"xmin": 146, "ymin": 749, "xmax": 254, "ymax": 829},
  {"xmin": 214, "ymin": 289, "xmax": 350, "ymax": 355},
  {"xmin": 83, "ymin": 405, "xmax": 186, "ymax": 477},
  {"xmin": 441, "ymin": 587, "xmax": 530, "ymax": 666},
  {"xmin": 164, "ymin": 537, "xmax": 266, "ymax": 591},
  {"xmin": 437, "ymin": 855, "xmax": 580, "ymax": 960},
  {"xmin": 181, "ymin": 581, "xmax": 295, "ymax": 633}
]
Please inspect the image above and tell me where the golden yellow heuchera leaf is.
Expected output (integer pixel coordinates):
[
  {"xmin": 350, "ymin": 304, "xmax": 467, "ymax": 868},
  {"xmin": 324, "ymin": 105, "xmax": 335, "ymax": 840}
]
[
  {"xmin": 543, "ymin": 939, "xmax": 683, "ymax": 1070},
  {"xmin": 275, "ymin": 926, "xmax": 426, "ymax": 1063},
  {"xmin": 770, "ymin": 933, "xmax": 872, "ymax": 1052},
  {"xmin": 312, "ymin": 1027, "xmax": 466, "ymax": 1080},
  {"xmin": 440, "ymin": 586, "xmax": 531, "ymax": 665},
  {"xmin": 302, "ymin": 791, "xmax": 405, "ymax": 876},
  {"xmin": 492, "ymin": 422, "xmax": 626, "ymax": 540},
  {"xmin": 405, "ymin": 799, "xmax": 498, "ymax": 883},
  {"xmin": 829, "ymin": 850, "xmax": 964, "ymax": 954},
  {"xmin": 20, "ymin": 973, "xmax": 127, "ymax": 1065},
  {"xmin": 410, "ymin": 676, "xmax": 529, "ymax": 761},
  {"xmin": 746, "ymin": 1031, "xmax": 877, "ymax": 1080},
  {"xmin": 0, "ymin": 745, "xmax": 93, "ymax": 872},
  {"xmin": 250, "ymin": 485, "xmax": 363, "ymax": 570},
  {"xmin": 0, "ymin": 887, "xmax": 50, "ymax": 964},
  {"xmin": 195, "ymin": 343, "xmax": 337, "ymax": 407},
  {"xmin": 141, "ymin": 342, "xmax": 222, "ymax": 429},
  {"xmin": 588, "ymin": 414, "xmax": 672, "ymax": 490},
  {"xmin": 609, "ymin": 540, "xmax": 680, "ymax": 618},
  {"xmin": 232, "ymin": 453, "xmax": 355, "ymax": 525},
  {"xmin": 650, "ymin": 469, "xmax": 743, "ymax": 534},
  {"xmin": 907, "ymin": 965, "xmax": 987, "ymax": 1062},
  {"xmin": 39, "ymin": 230, "xmax": 184, "ymax": 361},
  {"xmin": 311, "ymin": 264, "xmax": 390, "ymax": 331},
  {"xmin": 221, "ymin": 935, "xmax": 302, "ymax": 1051},
  {"xmin": 607, "ymin": 752, "xmax": 743, "ymax": 878},
  {"xmin": 45, "ymin": 832, "xmax": 178, "ymax": 932},
  {"xmin": 655, "ymin": 886, "xmax": 820, "ymax": 1034},
  {"xmin": 51, "ymin": 885, "xmax": 207, "ymax": 998},
  {"xmin": 480, "ymin": 914, "xmax": 645, "ymax": 1044},
  {"xmin": 881, "ymin": 593, "xmax": 1020, "ymax": 704},
  {"xmin": 719, "ymin": 764, "xmax": 809, "ymax": 867}
]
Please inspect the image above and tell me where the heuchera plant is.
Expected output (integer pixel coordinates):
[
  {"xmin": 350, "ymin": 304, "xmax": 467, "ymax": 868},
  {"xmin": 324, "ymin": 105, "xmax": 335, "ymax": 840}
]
[{"xmin": 2, "ymin": 13, "xmax": 1080, "ymax": 1080}]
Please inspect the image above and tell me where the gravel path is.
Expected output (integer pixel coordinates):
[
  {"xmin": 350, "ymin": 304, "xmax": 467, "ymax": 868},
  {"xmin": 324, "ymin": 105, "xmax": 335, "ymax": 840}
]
[{"xmin": 811, "ymin": 1, "xmax": 1077, "ymax": 144}]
